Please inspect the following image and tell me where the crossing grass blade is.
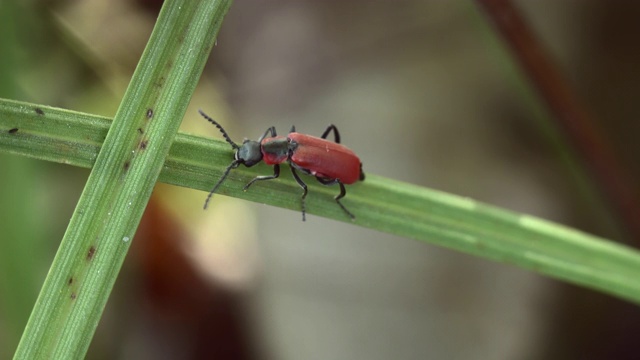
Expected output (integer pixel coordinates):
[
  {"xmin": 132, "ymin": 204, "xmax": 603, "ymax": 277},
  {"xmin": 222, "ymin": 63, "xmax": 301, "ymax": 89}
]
[{"xmin": 8, "ymin": 0, "xmax": 233, "ymax": 358}]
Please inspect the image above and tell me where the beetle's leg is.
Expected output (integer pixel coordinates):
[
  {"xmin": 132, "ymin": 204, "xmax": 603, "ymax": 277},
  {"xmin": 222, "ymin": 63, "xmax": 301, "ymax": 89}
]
[
  {"xmin": 258, "ymin": 126, "xmax": 277, "ymax": 142},
  {"xmin": 316, "ymin": 178, "xmax": 355, "ymax": 220},
  {"xmin": 320, "ymin": 125, "xmax": 341, "ymax": 144},
  {"xmin": 243, "ymin": 164, "xmax": 280, "ymax": 191},
  {"xmin": 290, "ymin": 167, "xmax": 308, "ymax": 221},
  {"xmin": 204, "ymin": 160, "xmax": 241, "ymax": 210}
]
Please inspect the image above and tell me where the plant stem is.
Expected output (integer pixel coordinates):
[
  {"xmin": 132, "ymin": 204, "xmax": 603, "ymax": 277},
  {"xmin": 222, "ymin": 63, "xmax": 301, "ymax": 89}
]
[{"xmin": 3, "ymin": 97, "xmax": 640, "ymax": 306}]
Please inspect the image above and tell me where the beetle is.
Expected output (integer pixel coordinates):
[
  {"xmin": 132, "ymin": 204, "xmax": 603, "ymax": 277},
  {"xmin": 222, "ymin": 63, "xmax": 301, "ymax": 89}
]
[{"xmin": 199, "ymin": 109, "xmax": 365, "ymax": 221}]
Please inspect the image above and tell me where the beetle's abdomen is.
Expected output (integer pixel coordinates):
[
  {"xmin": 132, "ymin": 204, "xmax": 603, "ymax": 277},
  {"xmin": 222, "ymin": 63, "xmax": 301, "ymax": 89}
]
[{"xmin": 288, "ymin": 133, "xmax": 362, "ymax": 184}]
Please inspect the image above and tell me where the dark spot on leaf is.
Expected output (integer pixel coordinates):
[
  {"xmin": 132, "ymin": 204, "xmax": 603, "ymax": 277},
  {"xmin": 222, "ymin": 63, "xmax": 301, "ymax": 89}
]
[
  {"xmin": 124, "ymin": 161, "xmax": 130, "ymax": 171},
  {"xmin": 8, "ymin": 128, "xmax": 18, "ymax": 134},
  {"xmin": 68, "ymin": 277, "xmax": 74, "ymax": 285},
  {"xmin": 140, "ymin": 140, "xmax": 148, "ymax": 150},
  {"xmin": 87, "ymin": 246, "xmax": 96, "ymax": 260},
  {"xmin": 146, "ymin": 108, "xmax": 153, "ymax": 119},
  {"xmin": 71, "ymin": 292, "xmax": 77, "ymax": 300},
  {"xmin": 35, "ymin": 107, "xmax": 44, "ymax": 115},
  {"xmin": 137, "ymin": 128, "xmax": 144, "ymax": 134}
]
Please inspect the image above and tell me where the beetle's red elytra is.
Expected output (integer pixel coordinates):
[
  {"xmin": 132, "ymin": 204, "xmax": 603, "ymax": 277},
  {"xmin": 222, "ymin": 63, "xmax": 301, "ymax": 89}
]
[{"xmin": 199, "ymin": 110, "xmax": 364, "ymax": 221}]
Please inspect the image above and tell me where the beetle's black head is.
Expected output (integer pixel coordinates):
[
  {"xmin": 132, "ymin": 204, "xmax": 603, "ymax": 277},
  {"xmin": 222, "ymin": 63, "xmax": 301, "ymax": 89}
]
[
  {"xmin": 200, "ymin": 109, "xmax": 259, "ymax": 210},
  {"xmin": 236, "ymin": 139, "xmax": 263, "ymax": 167}
]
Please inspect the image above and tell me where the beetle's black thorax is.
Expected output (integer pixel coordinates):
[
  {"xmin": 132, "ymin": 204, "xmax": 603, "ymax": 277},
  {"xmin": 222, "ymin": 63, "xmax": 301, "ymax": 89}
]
[{"xmin": 262, "ymin": 137, "xmax": 292, "ymax": 160}]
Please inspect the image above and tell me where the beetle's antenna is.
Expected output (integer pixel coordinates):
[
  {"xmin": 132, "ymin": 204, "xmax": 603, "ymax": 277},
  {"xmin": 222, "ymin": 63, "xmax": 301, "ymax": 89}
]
[
  {"xmin": 204, "ymin": 159, "xmax": 241, "ymax": 210},
  {"xmin": 199, "ymin": 109, "xmax": 239, "ymax": 150}
]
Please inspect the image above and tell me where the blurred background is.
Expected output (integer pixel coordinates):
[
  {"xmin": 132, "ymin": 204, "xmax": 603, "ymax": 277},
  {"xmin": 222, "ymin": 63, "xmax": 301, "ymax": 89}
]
[{"xmin": 1, "ymin": 0, "xmax": 640, "ymax": 359}]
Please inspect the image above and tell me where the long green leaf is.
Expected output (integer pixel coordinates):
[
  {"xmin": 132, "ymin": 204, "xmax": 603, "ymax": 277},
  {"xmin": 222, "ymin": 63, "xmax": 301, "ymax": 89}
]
[
  {"xmin": 2, "ymin": 97, "xmax": 640, "ymax": 306},
  {"xmin": 9, "ymin": 0, "xmax": 232, "ymax": 358}
]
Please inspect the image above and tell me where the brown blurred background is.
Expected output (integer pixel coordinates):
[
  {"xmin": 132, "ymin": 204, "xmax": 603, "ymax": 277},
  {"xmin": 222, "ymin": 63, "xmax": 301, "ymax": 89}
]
[{"xmin": 1, "ymin": 0, "xmax": 640, "ymax": 359}]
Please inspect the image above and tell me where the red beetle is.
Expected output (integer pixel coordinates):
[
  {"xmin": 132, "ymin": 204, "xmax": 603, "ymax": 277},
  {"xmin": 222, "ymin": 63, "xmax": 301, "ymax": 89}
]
[{"xmin": 199, "ymin": 110, "xmax": 365, "ymax": 221}]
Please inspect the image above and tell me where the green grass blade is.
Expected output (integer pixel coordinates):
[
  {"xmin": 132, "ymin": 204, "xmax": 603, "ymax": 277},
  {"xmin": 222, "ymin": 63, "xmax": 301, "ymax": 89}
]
[
  {"xmin": 2, "ymin": 97, "xmax": 640, "ymax": 306},
  {"xmin": 10, "ymin": 0, "xmax": 232, "ymax": 358}
]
